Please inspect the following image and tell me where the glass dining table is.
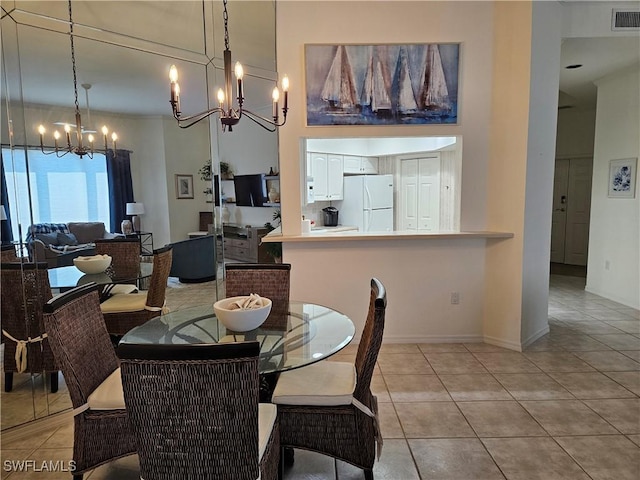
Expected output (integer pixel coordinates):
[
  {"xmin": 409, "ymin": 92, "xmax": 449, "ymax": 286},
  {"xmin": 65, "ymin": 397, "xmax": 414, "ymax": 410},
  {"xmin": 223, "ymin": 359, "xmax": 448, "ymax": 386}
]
[
  {"xmin": 119, "ymin": 302, "xmax": 356, "ymax": 377},
  {"xmin": 48, "ymin": 262, "xmax": 153, "ymax": 290}
]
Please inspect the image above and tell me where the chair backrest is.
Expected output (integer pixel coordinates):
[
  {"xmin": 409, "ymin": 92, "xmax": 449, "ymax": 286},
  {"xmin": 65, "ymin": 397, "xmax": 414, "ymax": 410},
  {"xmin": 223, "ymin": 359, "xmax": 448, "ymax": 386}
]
[
  {"xmin": 145, "ymin": 246, "xmax": 173, "ymax": 308},
  {"xmin": 95, "ymin": 238, "xmax": 141, "ymax": 282},
  {"xmin": 353, "ymin": 278, "xmax": 387, "ymax": 402},
  {"xmin": 1, "ymin": 262, "xmax": 55, "ymax": 373},
  {"xmin": 1, "ymin": 244, "xmax": 19, "ymax": 262},
  {"xmin": 43, "ymin": 283, "xmax": 120, "ymax": 409},
  {"xmin": 117, "ymin": 341, "xmax": 261, "ymax": 480},
  {"xmin": 225, "ymin": 263, "xmax": 291, "ymax": 327}
]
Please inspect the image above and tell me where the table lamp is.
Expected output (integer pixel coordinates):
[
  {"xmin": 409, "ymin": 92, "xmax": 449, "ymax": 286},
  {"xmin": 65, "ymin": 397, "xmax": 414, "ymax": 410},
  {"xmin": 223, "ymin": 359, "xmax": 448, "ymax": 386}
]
[{"xmin": 126, "ymin": 202, "xmax": 145, "ymax": 232}]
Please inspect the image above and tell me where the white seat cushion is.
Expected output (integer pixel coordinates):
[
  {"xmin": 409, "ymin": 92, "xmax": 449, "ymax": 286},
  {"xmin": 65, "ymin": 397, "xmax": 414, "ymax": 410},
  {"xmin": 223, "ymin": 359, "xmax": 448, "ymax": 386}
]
[
  {"xmin": 271, "ymin": 361, "xmax": 356, "ymax": 406},
  {"xmin": 100, "ymin": 292, "xmax": 148, "ymax": 313},
  {"xmin": 86, "ymin": 367, "xmax": 126, "ymax": 410},
  {"xmin": 108, "ymin": 284, "xmax": 138, "ymax": 295},
  {"xmin": 258, "ymin": 403, "xmax": 277, "ymax": 461}
]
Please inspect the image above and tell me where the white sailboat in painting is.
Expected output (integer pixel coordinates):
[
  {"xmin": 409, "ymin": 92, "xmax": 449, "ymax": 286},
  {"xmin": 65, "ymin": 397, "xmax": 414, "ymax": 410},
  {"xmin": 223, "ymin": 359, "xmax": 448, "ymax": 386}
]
[
  {"xmin": 418, "ymin": 44, "xmax": 451, "ymax": 111},
  {"xmin": 360, "ymin": 46, "xmax": 391, "ymax": 114},
  {"xmin": 391, "ymin": 47, "xmax": 418, "ymax": 115},
  {"xmin": 321, "ymin": 45, "xmax": 357, "ymax": 110}
]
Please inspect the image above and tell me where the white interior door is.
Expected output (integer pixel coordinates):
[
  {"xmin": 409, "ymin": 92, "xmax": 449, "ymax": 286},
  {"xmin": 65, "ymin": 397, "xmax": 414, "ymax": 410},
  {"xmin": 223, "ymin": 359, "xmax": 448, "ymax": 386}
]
[
  {"xmin": 565, "ymin": 159, "xmax": 592, "ymax": 265},
  {"xmin": 400, "ymin": 156, "xmax": 440, "ymax": 231},
  {"xmin": 550, "ymin": 157, "xmax": 593, "ymax": 266},
  {"xmin": 551, "ymin": 159, "xmax": 569, "ymax": 263},
  {"xmin": 418, "ymin": 157, "xmax": 440, "ymax": 231},
  {"xmin": 400, "ymin": 159, "xmax": 418, "ymax": 230}
]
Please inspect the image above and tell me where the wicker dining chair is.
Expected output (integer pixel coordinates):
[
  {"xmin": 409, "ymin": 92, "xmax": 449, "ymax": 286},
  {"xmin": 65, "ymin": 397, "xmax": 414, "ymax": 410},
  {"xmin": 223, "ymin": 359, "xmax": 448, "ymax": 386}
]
[
  {"xmin": 100, "ymin": 246, "xmax": 173, "ymax": 336},
  {"xmin": 224, "ymin": 263, "xmax": 291, "ymax": 329},
  {"xmin": 117, "ymin": 341, "xmax": 280, "ymax": 480},
  {"xmin": 42, "ymin": 283, "xmax": 137, "ymax": 480},
  {"xmin": 1, "ymin": 262, "xmax": 59, "ymax": 392},
  {"xmin": 1, "ymin": 244, "xmax": 19, "ymax": 262},
  {"xmin": 271, "ymin": 278, "xmax": 387, "ymax": 480},
  {"xmin": 94, "ymin": 238, "xmax": 141, "ymax": 294}
]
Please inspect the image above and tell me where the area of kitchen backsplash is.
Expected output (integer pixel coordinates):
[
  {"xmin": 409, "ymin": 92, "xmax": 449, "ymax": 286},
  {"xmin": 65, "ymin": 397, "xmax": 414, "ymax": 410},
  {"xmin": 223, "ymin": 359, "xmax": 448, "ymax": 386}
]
[{"xmin": 301, "ymin": 201, "xmax": 333, "ymax": 226}]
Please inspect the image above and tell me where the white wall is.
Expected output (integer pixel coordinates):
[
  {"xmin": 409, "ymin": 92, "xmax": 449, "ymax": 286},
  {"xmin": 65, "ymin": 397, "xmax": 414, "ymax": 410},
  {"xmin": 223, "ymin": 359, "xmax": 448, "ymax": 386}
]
[
  {"xmin": 586, "ymin": 66, "xmax": 640, "ymax": 308},
  {"xmin": 520, "ymin": 1, "xmax": 562, "ymax": 345}
]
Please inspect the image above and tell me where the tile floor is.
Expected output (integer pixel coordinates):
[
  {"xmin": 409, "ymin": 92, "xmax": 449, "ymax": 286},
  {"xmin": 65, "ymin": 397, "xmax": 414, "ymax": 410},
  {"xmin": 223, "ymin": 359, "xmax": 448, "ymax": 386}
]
[{"xmin": 1, "ymin": 274, "xmax": 639, "ymax": 479}]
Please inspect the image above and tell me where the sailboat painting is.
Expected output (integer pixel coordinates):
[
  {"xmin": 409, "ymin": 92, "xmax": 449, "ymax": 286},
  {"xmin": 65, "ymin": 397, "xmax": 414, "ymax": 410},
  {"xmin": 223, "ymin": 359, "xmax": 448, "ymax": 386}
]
[{"xmin": 305, "ymin": 43, "xmax": 459, "ymax": 126}]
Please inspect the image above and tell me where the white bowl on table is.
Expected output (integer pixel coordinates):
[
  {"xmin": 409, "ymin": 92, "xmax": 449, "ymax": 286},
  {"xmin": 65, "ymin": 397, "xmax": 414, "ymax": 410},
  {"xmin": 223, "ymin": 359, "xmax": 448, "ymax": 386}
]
[
  {"xmin": 213, "ymin": 296, "xmax": 272, "ymax": 332},
  {"xmin": 73, "ymin": 254, "xmax": 112, "ymax": 274}
]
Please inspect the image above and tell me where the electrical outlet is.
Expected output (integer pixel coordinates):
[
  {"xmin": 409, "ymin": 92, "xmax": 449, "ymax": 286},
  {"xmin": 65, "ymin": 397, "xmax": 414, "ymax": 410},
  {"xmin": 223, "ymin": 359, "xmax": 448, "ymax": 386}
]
[{"xmin": 450, "ymin": 292, "xmax": 460, "ymax": 305}]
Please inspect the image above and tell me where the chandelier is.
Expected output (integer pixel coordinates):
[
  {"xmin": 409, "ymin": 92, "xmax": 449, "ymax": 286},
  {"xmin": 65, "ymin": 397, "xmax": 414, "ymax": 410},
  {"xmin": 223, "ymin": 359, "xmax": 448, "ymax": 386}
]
[
  {"xmin": 169, "ymin": 0, "xmax": 289, "ymax": 132},
  {"xmin": 37, "ymin": 0, "xmax": 118, "ymax": 158}
]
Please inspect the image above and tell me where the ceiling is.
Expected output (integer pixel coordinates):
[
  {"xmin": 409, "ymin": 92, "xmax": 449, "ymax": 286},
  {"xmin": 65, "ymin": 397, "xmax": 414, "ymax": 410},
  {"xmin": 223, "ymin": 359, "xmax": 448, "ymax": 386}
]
[
  {"xmin": 559, "ymin": 36, "xmax": 640, "ymax": 109},
  {"xmin": 2, "ymin": 1, "xmax": 639, "ymax": 116}
]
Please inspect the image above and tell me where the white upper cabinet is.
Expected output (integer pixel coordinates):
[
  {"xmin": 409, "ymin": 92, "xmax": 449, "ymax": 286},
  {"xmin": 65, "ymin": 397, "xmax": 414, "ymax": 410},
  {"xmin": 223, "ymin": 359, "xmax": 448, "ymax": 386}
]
[
  {"xmin": 343, "ymin": 155, "xmax": 378, "ymax": 174},
  {"xmin": 308, "ymin": 152, "xmax": 344, "ymax": 201}
]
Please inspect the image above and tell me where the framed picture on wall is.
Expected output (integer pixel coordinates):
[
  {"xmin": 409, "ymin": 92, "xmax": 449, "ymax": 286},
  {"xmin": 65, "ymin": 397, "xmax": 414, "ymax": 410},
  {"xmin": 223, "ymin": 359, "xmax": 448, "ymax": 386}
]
[
  {"xmin": 608, "ymin": 158, "xmax": 637, "ymax": 198},
  {"xmin": 305, "ymin": 43, "xmax": 460, "ymax": 126},
  {"xmin": 175, "ymin": 174, "xmax": 194, "ymax": 199}
]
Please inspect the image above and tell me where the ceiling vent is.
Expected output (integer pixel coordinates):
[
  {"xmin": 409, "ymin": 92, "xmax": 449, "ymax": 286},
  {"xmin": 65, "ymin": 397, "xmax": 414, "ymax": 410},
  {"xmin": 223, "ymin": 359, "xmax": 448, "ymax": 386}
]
[{"xmin": 612, "ymin": 9, "xmax": 640, "ymax": 30}]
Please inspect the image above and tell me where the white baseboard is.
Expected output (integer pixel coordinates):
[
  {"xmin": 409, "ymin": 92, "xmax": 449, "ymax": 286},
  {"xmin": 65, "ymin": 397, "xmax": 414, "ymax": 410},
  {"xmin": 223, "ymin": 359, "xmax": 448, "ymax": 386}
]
[
  {"xmin": 480, "ymin": 335, "xmax": 523, "ymax": 352},
  {"xmin": 377, "ymin": 334, "xmax": 485, "ymax": 344},
  {"xmin": 522, "ymin": 325, "xmax": 550, "ymax": 348}
]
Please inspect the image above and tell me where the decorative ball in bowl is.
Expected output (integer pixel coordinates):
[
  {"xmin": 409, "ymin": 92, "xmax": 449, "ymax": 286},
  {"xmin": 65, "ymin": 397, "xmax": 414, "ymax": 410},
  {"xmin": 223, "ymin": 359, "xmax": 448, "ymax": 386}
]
[
  {"xmin": 213, "ymin": 295, "xmax": 272, "ymax": 332},
  {"xmin": 73, "ymin": 254, "xmax": 112, "ymax": 274}
]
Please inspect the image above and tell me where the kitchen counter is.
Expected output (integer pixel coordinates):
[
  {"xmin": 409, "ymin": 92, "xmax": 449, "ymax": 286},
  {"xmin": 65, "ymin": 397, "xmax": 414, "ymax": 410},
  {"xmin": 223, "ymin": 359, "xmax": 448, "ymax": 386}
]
[{"xmin": 262, "ymin": 228, "xmax": 513, "ymax": 243}]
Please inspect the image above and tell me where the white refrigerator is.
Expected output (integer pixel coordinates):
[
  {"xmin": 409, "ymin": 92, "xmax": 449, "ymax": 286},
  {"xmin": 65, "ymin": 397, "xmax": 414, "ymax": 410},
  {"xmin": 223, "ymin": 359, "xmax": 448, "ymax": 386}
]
[{"xmin": 338, "ymin": 175, "xmax": 394, "ymax": 232}]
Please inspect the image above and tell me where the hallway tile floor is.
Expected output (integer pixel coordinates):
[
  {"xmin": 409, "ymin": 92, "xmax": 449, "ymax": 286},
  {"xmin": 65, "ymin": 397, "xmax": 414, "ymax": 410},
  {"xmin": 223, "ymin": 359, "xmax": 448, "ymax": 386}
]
[{"xmin": 1, "ymin": 274, "xmax": 639, "ymax": 479}]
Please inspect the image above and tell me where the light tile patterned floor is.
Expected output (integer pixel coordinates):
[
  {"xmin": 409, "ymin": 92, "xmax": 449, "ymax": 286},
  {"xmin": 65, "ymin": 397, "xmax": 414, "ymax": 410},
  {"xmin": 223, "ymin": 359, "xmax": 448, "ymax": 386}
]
[{"xmin": 1, "ymin": 274, "xmax": 639, "ymax": 479}]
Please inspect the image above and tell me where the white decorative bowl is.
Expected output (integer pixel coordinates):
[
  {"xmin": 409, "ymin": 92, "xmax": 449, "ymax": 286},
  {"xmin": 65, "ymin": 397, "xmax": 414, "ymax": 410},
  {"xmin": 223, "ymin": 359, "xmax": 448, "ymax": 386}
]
[
  {"xmin": 213, "ymin": 296, "xmax": 272, "ymax": 332},
  {"xmin": 73, "ymin": 255, "xmax": 112, "ymax": 274}
]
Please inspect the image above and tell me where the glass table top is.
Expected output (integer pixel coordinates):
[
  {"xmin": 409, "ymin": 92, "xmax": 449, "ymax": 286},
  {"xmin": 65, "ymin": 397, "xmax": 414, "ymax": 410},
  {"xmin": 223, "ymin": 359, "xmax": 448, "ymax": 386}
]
[
  {"xmin": 119, "ymin": 302, "xmax": 356, "ymax": 374},
  {"xmin": 48, "ymin": 262, "xmax": 153, "ymax": 290}
]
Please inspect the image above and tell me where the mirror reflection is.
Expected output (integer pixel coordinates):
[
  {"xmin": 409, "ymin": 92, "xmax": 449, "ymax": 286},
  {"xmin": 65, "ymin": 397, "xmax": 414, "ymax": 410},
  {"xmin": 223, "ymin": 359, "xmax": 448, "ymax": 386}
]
[{"xmin": 1, "ymin": 0, "xmax": 280, "ymax": 429}]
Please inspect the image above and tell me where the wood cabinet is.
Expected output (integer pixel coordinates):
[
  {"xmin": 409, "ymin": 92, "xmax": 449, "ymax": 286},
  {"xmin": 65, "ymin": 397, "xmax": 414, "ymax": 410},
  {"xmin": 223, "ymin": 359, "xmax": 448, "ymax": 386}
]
[
  {"xmin": 222, "ymin": 225, "xmax": 272, "ymax": 263},
  {"xmin": 308, "ymin": 152, "xmax": 344, "ymax": 201},
  {"xmin": 343, "ymin": 155, "xmax": 379, "ymax": 174}
]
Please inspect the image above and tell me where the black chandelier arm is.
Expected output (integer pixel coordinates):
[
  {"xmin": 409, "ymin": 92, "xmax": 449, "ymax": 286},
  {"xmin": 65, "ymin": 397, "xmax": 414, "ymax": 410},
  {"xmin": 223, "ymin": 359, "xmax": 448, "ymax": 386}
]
[
  {"xmin": 171, "ymin": 105, "xmax": 229, "ymax": 129},
  {"xmin": 241, "ymin": 108, "xmax": 288, "ymax": 133}
]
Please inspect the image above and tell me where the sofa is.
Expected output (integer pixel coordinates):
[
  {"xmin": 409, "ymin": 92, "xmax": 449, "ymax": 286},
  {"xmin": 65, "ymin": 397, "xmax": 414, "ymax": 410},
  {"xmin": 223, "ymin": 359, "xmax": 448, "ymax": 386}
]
[
  {"xmin": 167, "ymin": 234, "xmax": 217, "ymax": 283},
  {"xmin": 27, "ymin": 222, "xmax": 117, "ymax": 268}
]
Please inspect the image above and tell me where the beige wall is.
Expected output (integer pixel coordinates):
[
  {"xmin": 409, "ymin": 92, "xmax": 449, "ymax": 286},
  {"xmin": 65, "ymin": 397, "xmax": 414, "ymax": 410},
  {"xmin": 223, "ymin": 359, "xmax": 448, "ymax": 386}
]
[{"xmin": 276, "ymin": 1, "xmax": 546, "ymax": 348}]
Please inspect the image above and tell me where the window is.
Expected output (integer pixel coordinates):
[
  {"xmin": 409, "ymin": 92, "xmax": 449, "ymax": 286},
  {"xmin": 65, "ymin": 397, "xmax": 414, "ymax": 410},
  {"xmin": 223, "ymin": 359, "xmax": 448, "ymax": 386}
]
[{"xmin": 2, "ymin": 147, "xmax": 110, "ymax": 240}]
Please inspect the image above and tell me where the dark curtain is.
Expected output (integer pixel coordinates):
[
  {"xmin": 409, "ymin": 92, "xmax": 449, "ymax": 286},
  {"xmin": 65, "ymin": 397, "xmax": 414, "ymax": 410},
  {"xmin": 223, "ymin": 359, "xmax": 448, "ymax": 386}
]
[
  {"xmin": 106, "ymin": 149, "xmax": 134, "ymax": 234},
  {"xmin": 0, "ymin": 153, "xmax": 14, "ymax": 244}
]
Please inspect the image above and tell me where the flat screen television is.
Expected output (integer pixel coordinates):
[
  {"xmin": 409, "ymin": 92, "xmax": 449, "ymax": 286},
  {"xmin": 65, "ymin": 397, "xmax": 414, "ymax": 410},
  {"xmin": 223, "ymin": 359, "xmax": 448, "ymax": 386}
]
[{"xmin": 233, "ymin": 174, "xmax": 268, "ymax": 207}]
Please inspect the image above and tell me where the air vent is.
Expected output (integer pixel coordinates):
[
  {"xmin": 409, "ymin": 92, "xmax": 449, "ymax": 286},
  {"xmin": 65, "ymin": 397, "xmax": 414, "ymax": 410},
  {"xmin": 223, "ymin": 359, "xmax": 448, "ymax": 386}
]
[{"xmin": 612, "ymin": 9, "xmax": 640, "ymax": 30}]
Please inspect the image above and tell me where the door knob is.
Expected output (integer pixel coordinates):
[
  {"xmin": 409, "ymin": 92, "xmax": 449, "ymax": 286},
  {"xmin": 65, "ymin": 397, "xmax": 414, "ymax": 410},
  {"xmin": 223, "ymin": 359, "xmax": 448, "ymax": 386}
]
[{"xmin": 554, "ymin": 208, "xmax": 566, "ymax": 212}]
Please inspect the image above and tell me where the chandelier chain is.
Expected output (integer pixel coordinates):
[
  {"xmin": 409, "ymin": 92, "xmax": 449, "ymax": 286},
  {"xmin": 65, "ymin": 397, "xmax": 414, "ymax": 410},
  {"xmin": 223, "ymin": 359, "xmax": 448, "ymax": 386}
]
[
  {"xmin": 223, "ymin": 0, "xmax": 230, "ymax": 52},
  {"xmin": 67, "ymin": 0, "xmax": 80, "ymax": 115}
]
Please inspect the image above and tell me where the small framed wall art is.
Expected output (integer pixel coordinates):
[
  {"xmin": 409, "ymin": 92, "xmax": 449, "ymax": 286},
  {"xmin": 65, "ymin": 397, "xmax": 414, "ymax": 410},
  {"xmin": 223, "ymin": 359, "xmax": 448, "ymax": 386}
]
[
  {"xmin": 175, "ymin": 174, "xmax": 194, "ymax": 199},
  {"xmin": 608, "ymin": 158, "xmax": 637, "ymax": 198}
]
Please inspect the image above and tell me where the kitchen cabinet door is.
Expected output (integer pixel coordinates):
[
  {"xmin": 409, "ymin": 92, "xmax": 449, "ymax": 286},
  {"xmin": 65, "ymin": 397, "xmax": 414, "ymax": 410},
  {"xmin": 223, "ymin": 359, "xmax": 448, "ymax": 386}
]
[
  {"xmin": 327, "ymin": 154, "xmax": 344, "ymax": 200},
  {"xmin": 310, "ymin": 152, "xmax": 343, "ymax": 200},
  {"xmin": 310, "ymin": 152, "xmax": 329, "ymax": 200},
  {"xmin": 344, "ymin": 155, "xmax": 378, "ymax": 174}
]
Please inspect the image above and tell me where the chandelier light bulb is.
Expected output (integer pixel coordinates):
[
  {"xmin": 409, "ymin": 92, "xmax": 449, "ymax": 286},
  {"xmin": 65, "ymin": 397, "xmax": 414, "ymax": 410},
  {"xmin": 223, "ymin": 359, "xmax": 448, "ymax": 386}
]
[
  {"xmin": 38, "ymin": 125, "xmax": 45, "ymax": 135},
  {"xmin": 169, "ymin": 65, "xmax": 178, "ymax": 83},
  {"xmin": 101, "ymin": 125, "xmax": 108, "ymax": 136},
  {"xmin": 54, "ymin": 131, "xmax": 61, "ymax": 140},
  {"xmin": 217, "ymin": 88, "xmax": 225, "ymax": 105},
  {"xmin": 234, "ymin": 62, "xmax": 244, "ymax": 80},
  {"xmin": 88, "ymin": 134, "xmax": 94, "ymax": 143},
  {"xmin": 282, "ymin": 76, "xmax": 290, "ymax": 92},
  {"xmin": 272, "ymin": 87, "xmax": 280, "ymax": 102},
  {"xmin": 111, "ymin": 132, "xmax": 118, "ymax": 142},
  {"xmin": 64, "ymin": 124, "xmax": 71, "ymax": 133}
]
